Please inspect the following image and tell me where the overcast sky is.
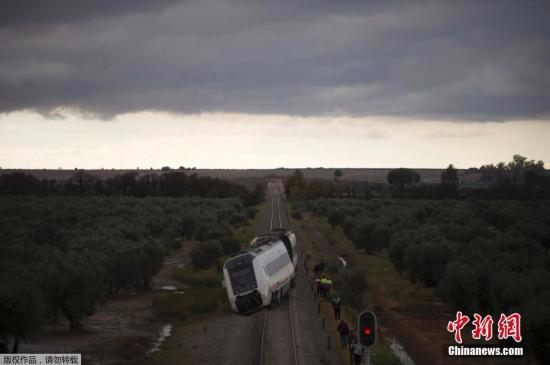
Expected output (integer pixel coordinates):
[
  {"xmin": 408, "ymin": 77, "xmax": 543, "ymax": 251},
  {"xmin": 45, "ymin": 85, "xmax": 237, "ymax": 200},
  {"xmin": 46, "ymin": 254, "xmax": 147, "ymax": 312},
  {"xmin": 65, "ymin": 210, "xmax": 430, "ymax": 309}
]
[{"xmin": 1, "ymin": 0, "xmax": 549, "ymax": 168}]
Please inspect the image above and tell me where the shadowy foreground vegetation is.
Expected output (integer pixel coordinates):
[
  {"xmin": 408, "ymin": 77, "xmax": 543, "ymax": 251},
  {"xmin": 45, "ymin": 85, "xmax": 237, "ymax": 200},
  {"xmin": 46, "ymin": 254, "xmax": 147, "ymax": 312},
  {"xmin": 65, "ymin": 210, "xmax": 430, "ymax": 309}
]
[{"xmin": 0, "ymin": 196, "xmax": 254, "ymax": 352}]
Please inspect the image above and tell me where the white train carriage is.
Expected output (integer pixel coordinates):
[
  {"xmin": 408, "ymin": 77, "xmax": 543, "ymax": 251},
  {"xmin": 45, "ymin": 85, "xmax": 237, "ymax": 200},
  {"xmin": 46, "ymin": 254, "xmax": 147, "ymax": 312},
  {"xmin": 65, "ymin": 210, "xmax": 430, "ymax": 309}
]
[
  {"xmin": 263, "ymin": 228, "xmax": 298, "ymax": 269},
  {"xmin": 222, "ymin": 230, "xmax": 297, "ymax": 313}
]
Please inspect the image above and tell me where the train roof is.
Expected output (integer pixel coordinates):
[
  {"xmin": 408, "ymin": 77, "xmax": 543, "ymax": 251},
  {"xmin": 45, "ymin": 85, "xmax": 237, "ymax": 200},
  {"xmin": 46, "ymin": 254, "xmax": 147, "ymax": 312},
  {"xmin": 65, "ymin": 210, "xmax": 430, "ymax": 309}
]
[
  {"xmin": 226, "ymin": 229, "xmax": 295, "ymax": 264},
  {"xmin": 227, "ymin": 235, "xmax": 282, "ymax": 260},
  {"xmin": 250, "ymin": 234, "xmax": 278, "ymax": 247},
  {"xmin": 252, "ymin": 229, "xmax": 293, "ymax": 243},
  {"xmin": 250, "ymin": 234, "xmax": 281, "ymax": 253}
]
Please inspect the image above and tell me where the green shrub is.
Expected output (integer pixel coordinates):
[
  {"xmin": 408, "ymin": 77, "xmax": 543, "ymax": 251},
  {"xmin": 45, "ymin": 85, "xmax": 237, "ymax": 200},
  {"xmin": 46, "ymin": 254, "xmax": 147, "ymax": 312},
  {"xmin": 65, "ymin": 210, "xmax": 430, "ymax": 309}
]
[
  {"xmin": 220, "ymin": 236, "xmax": 241, "ymax": 255},
  {"xmin": 437, "ymin": 262, "xmax": 478, "ymax": 312},
  {"xmin": 229, "ymin": 213, "xmax": 247, "ymax": 226},
  {"xmin": 404, "ymin": 240, "xmax": 455, "ymax": 286},
  {"xmin": 327, "ymin": 209, "xmax": 344, "ymax": 228},
  {"xmin": 172, "ymin": 267, "xmax": 221, "ymax": 288},
  {"xmin": 190, "ymin": 240, "xmax": 223, "ymax": 270},
  {"xmin": 291, "ymin": 210, "xmax": 303, "ymax": 220},
  {"xmin": 334, "ymin": 268, "xmax": 367, "ymax": 311},
  {"xmin": 152, "ymin": 287, "xmax": 225, "ymax": 319},
  {"xmin": 247, "ymin": 207, "xmax": 257, "ymax": 219},
  {"xmin": 388, "ymin": 231, "xmax": 411, "ymax": 273}
]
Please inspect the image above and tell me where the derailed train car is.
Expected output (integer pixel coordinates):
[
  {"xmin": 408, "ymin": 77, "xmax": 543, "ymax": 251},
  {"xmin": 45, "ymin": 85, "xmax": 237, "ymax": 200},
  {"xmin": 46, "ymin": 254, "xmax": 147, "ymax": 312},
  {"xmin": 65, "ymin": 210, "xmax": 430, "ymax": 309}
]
[{"xmin": 222, "ymin": 229, "xmax": 297, "ymax": 313}]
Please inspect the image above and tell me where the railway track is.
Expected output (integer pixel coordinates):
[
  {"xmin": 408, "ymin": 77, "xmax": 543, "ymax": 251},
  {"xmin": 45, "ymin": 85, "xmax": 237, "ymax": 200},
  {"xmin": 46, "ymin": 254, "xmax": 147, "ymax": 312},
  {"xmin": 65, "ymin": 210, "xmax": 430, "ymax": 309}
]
[
  {"xmin": 260, "ymin": 180, "xmax": 298, "ymax": 365},
  {"xmin": 259, "ymin": 297, "xmax": 298, "ymax": 365},
  {"xmin": 268, "ymin": 182, "xmax": 284, "ymax": 231}
]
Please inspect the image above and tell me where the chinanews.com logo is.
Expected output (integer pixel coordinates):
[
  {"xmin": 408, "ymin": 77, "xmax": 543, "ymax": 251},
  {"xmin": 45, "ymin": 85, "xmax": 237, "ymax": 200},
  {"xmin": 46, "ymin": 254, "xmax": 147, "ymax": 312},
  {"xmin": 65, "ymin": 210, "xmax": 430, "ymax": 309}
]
[{"xmin": 446, "ymin": 311, "xmax": 524, "ymax": 357}]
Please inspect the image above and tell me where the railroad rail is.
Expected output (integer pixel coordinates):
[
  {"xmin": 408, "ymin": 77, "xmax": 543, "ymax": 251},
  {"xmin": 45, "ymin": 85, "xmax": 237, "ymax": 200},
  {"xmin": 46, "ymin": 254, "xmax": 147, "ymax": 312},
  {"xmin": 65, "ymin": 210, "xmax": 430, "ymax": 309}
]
[
  {"xmin": 259, "ymin": 298, "xmax": 298, "ymax": 365},
  {"xmin": 260, "ymin": 181, "xmax": 298, "ymax": 365}
]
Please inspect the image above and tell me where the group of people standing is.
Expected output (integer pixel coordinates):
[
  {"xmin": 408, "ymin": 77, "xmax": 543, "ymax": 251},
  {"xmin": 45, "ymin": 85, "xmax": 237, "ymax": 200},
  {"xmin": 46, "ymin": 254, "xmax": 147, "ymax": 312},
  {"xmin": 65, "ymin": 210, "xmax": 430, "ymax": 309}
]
[
  {"xmin": 312, "ymin": 259, "xmax": 334, "ymax": 299},
  {"xmin": 308, "ymin": 256, "xmax": 365, "ymax": 365},
  {"xmin": 315, "ymin": 274, "xmax": 333, "ymax": 297}
]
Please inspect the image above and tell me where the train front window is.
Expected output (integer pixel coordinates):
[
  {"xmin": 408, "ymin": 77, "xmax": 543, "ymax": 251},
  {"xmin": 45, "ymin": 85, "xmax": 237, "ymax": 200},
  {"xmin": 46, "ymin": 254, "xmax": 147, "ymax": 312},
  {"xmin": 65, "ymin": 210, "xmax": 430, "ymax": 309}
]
[
  {"xmin": 227, "ymin": 255, "xmax": 257, "ymax": 295},
  {"xmin": 229, "ymin": 265, "xmax": 256, "ymax": 294}
]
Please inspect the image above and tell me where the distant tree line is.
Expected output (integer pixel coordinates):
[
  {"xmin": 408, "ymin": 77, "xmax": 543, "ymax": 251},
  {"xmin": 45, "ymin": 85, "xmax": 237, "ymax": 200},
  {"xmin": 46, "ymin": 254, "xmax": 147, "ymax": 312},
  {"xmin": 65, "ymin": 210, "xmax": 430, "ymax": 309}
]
[
  {"xmin": 285, "ymin": 169, "xmax": 384, "ymax": 200},
  {"xmin": 299, "ymin": 198, "xmax": 550, "ymax": 362},
  {"xmin": 479, "ymin": 155, "xmax": 546, "ymax": 184},
  {"xmin": 0, "ymin": 171, "xmax": 264, "ymax": 206},
  {"xmin": 0, "ymin": 196, "xmax": 252, "ymax": 352},
  {"xmin": 285, "ymin": 156, "xmax": 550, "ymax": 201},
  {"xmin": 387, "ymin": 164, "xmax": 460, "ymax": 199}
]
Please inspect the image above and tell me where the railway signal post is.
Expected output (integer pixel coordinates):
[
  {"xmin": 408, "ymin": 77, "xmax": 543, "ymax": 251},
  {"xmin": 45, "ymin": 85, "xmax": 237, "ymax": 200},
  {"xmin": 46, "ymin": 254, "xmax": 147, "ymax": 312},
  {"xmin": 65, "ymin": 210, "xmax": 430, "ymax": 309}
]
[{"xmin": 357, "ymin": 311, "xmax": 377, "ymax": 365}]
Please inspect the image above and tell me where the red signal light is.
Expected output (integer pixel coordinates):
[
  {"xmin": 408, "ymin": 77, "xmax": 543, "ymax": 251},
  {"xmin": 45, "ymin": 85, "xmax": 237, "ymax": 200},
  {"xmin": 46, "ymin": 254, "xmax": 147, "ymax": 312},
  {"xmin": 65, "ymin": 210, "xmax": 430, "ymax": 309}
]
[{"xmin": 358, "ymin": 311, "xmax": 377, "ymax": 348}]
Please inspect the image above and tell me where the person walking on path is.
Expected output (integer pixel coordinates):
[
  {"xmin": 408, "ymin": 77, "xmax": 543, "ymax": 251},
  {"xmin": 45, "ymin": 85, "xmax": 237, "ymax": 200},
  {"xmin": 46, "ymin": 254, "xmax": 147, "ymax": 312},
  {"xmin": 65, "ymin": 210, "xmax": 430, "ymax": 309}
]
[
  {"xmin": 313, "ymin": 259, "xmax": 325, "ymax": 278},
  {"xmin": 314, "ymin": 259, "xmax": 325, "ymax": 277},
  {"xmin": 337, "ymin": 320, "xmax": 350, "ymax": 349},
  {"xmin": 318, "ymin": 259, "xmax": 326, "ymax": 273},
  {"xmin": 348, "ymin": 333, "xmax": 356, "ymax": 364},
  {"xmin": 332, "ymin": 295, "xmax": 342, "ymax": 319},
  {"xmin": 350, "ymin": 336, "xmax": 363, "ymax": 365}
]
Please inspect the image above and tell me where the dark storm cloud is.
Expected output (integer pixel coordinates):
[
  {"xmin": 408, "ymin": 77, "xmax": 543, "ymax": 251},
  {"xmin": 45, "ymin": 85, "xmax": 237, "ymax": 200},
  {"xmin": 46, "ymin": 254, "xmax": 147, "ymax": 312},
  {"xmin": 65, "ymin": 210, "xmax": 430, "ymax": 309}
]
[
  {"xmin": 0, "ymin": 0, "xmax": 549, "ymax": 120},
  {"xmin": 0, "ymin": 0, "xmax": 181, "ymax": 28}
]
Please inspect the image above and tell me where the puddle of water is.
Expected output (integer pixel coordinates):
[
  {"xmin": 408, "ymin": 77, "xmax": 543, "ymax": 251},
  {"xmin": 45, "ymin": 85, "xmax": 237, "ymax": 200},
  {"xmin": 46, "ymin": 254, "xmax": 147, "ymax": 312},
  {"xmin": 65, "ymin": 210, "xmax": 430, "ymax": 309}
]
[
  {"xmin": 161, "ymin": 285, "xmax": 177, "ymax": 291},
  {"xmin": 147, "ymin": 324, "xmax": 172, "ymax": 356},
  {"xmin": 389, "ymin": 337, "xmax": 415, "ymax": 365},
  {"xmin": 338, "ymin": 256, "xmax": 347, "ymax": 268}
]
